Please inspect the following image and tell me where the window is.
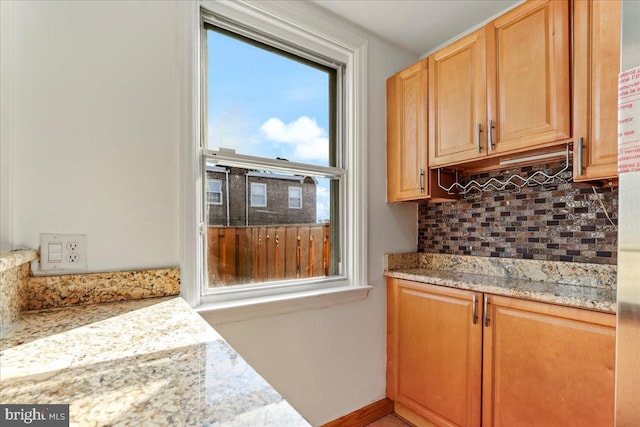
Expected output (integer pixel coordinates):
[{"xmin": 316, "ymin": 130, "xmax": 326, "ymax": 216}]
[
  {"xmin": 207, "ymin": 179, "xmax": 223, "ymax": 205},
  {"xmin": 189, "ymin": 2, "xmax": 368, "ymax": 308},
  {"xmin": 201, "ymin": 13, "xmax": 342, "ymax": 294},
  {"xmin": 250, "ymin": 183, "xmax": 267, "ymax": 207},
  {"xmin": 288, "ymin": 186, "xmax": 302, "ymax": 209}
]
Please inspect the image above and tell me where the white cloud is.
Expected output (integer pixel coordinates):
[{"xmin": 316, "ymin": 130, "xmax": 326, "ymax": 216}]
[{"xmin": 260, "ymin": 116, "xmax": 328, "ymax": 163}]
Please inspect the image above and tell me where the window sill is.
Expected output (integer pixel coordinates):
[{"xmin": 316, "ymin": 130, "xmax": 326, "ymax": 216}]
[{"xmin": 195, "ymin": 285, "xmax": 372, "ymax": 325}]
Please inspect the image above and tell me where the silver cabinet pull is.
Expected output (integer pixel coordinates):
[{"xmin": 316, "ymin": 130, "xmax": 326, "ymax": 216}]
[
  {"xmin": 576, "ymin": 137, "xmax": 584, "ymax": 176},
  {"xmin": 472, "ymin": 294, "xmax": 478, "ymax": 324},
  {"xmin": 483, "ymin": 296, "xmax": 490, "ymax": 327},
  {"xmin": 477, "ymin": 123, "xmax": 482, "ymax": 154},
  {"xmin": 419, "ymin": 168, "xmax": 425, "ymax": 193},
  {"xmin": 488, "ymin": 119, "xmax": 494, "ymax": 152}
]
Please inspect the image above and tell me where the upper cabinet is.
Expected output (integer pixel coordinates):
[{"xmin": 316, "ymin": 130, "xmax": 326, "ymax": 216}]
[
  {"xmin": 429, "ymin": 29, "xmax": 487, "ymax": 166},
  {"xmin": 387, "ymin": 59, "xmax": 456, "ymax": 202},
  {"xmin": 573, "ymin": 0, "xmax": 621, "ymax": 182},
  {"xmin": 487, "ymin": 0, "xmax": 571, "ymax": 154},
  {"xmin": 429, "ymin": 0, "xmax": 571, "ymax": 168},
  {"xmin": 389, "ymin": 0, "xmax": 616, "ymax": 200},
  {"xmin": 387, "ymin": 59, "xmax": 429, "ymax": 202}
]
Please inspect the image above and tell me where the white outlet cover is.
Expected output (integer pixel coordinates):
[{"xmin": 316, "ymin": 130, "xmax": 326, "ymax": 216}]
[{"xmin": 40, "ymin": 233, "xmax": 87, "ymax": 272}]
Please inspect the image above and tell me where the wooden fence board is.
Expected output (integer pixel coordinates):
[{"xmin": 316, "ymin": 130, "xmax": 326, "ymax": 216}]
[
  {"xmin": 222, "ymin": 228, "xmax": 236, "ymax": 285},
  {"xmin": 236, "ymin": 228, "xmax": 252, "ymax": 283},
  {"xmin": 285, "ymin": 227, "xmax": 298, "ymax": 278},
  {"xmin": 298, "ymin": 227, "xmax": 310, "ymax": 278},
  {"xmin": 266, "ymin": 227, "xmax": 276, "ymax": 279},
  {"xmin": 250, "ymin": 227, "xmax": 259, "ymax": 282},
  {"xmin": 275, "ymin": 226, "xmax": 286, "ymax": 280},
  {"xmin": 257, "ymin": 227, "xmax": 267, "ymax": 281},
  {"xmin": 310, "ymin": 226, "xmax": 324, "ymax": 277},
  {"xmin": 323, "ymin": 224, "xmax": 330, "ymax": 276},
  {"xmin": 207, "ymin": 228, "xmax": 219, "ymax": 286}
]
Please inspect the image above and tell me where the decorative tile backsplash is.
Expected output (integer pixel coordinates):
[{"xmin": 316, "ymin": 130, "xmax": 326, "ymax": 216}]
[{"xmin": 418, "ymin": 161, "xmax": 618, "ymax": 265}]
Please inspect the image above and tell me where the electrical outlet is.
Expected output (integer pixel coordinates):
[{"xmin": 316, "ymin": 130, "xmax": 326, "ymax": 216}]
[{"xmin": 40, "ymin": 233, "xmax": 87, "ymax": 272}]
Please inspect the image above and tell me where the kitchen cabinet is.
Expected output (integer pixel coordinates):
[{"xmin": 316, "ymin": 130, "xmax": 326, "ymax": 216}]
[
  {"xmin": 387, "ymin": 278, "xmax": 616, "ymax": 427},
  {"xmin": 573, "ymin": 0, "xmax": 621, "ymax": 182},
  {"xmin": 387, "ymin": 59, "xmax": 429, "ymax": 202},
  {"xmin": 387, "ymin": 59, "xmax": 456, "ymax": 202},
  {"xmin": 429, "ymin": 0, "xmax": 571, "ymax": 168},
  {"xmin": 482, "ymin": 295, "xmax": 616, "ymax": 427},
  {"xmin": 486, "ymin": 0, "xmax": 571, "ymax": 155},
  {"xmin": 387, "ymin": 278, "xmax": 482, "ymax": 426},
  {"xmin": 429, "ymin": 29, "xmax": 487, "ymax": 166}
]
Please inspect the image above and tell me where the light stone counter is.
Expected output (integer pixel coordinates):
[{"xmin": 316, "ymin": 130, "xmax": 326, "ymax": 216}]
[
  {"xmin": 385, "ymin": 268, "xmax": 616, "ymax": 313},
  {"xmin": 0, "ymin": 297, "xmax": 310, "ymax": 427},
  {"xmin": 1, "ymin": 250, "xmax": 37, "ymax": 336},
  {"xmin": 0, "ymin": 249, "xmax": 38, "ymax": 273},
  {"xmin": 385, "ymin": 253, "xmax": 616, "ymax": 313}
]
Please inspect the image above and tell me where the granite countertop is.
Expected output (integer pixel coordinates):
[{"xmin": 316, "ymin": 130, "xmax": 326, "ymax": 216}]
[
  {"xmin": 0, "ymin": 249, "xmax": 38, "ymax": 273},
  {"xmin": 385, "ymin": 268, "xmax": 616, "ymax": 313},
  {"xmin": 384, "ymin": 253, "xmax": 617, "ymax": 313},
  {"xmin": 0, "ymin": 297, "xmax": 310, "ymax": 426}
]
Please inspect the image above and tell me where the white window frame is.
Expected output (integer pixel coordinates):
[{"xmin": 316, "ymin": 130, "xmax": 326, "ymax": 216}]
[
  {"xmin": 250, "ymin": 182, "xmax": 267, "ymax": 207},
  {"xmin": 178, "ymin": 0, "xmax": 370, "ymax": 319},
  {"xmin": 288, "ymin": 186, "xmax": 302, "ymax": 209},
  {"xmin": 207, "ymin": 179, "xmax": 223, "ymax": 205}
]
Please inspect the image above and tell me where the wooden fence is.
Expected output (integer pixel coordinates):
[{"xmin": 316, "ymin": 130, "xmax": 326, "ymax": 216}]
[{"xmin": 207, "ymin": 224, "xmax": 330, "ymax": 287}]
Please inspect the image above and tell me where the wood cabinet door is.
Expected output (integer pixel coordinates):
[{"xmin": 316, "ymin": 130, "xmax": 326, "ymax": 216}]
[
  {"xmin": 573, "ymin": 0, "xmax": 621, "ymax": 181},
  {"xmin": 387, "ymin": 278, "xmax": 482, "ymax": 427},
  {"xmin": 386, "ymin": 59, "xmax": 428, "ymax": 202},
  {"xmin": 482, "ymin": 295, "xmax": 615, "ymax": 427},
  {"xmin": 487, "ymin": 0, "xmax": 571, "ymax": 155},
  {"xmin": 429, "ymin": 29, "xmax": 487, "ymax": 167}
]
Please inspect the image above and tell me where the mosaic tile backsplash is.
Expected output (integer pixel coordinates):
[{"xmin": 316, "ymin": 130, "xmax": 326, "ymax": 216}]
[{"xmin": 418, "ymin": 161, "xmax": 618, "ymax": 265}]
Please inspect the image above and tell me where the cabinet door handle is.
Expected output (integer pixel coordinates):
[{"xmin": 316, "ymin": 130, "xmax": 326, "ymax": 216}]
[
  {"xmin": 476, "ymin": 123, "xmax": 482, "ymax": 154},
  {"xmin": 483, "ymin": 296, "xmax": 490, "ymax": 327},
  {"xmin": 472, "ymin": 294, "xmax": 478, "ymax": 324},
  {"xmin": 419, "ymin": 168, "xmax": 425, "ymax": 193},
  {"xmin": 488, "ymin": 119, "xmax": 494, "ymax": 152},
  {"xmin": 576, "ymin": 137, "xmax": 584, "ymax": 176}
]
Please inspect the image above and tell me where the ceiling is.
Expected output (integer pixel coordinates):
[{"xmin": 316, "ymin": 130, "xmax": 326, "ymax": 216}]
[{"xmin": 310, "ymin": 0, "xmax": 522, "ymax": 56}]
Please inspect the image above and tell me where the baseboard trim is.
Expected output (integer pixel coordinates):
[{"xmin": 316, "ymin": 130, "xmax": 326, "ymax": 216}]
[
  {"xmin": 321, "ymin": 398, "xmax": 394, "ymax": 427},
  {"xmin": 394, "ymin": 402, "xmax": 437, "ymax": 427}
]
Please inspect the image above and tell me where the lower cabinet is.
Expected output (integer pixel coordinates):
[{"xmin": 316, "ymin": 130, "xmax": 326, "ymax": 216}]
[
  {"xmin": 386, "ymin": 278, "xmax": 616, "ymax": 427},
  {"xmin": 387, "ymin": 279, "xmax": 483, "ymax": 427}
]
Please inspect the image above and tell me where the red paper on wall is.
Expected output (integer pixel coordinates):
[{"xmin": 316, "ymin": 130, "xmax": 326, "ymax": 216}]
[{"xmin": 618, "ymin": 66, "xmax": 640, "ymax": 174}]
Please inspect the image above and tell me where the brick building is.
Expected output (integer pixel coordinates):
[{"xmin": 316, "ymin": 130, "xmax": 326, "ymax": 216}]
[{"xmin": 206, "ymin": 166, "xmax": 317, "ymax": 226}]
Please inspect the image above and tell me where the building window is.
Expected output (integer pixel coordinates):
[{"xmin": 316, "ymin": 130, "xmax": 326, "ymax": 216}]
[
  {"xmin": 207, "ymin": 179, "xmax": 223, "ymax": 205},
  {"xmin": 195, "ymin": 2, "xmax": 367, "ymax": 306},
  {"xmin": 288, "ymin": 186, "xmax": 302, "ymax": 209},
  {"xmin": 250, "ymin": 183, "xmax": 267, "ymax": 207}
]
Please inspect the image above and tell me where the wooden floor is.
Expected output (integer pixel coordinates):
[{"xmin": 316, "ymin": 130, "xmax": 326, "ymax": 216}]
[{"xmin": 365, "ymin": 414, "xmax": 412, "ymax": 427}]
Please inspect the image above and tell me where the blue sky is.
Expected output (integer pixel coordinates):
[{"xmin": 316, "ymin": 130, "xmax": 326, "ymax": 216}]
[{"xmin": 207, "ymin": 29, "xmax": 332, "ymax": 221}]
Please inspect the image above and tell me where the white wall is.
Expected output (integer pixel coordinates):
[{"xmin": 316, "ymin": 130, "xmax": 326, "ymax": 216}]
[
  {"xmin": 1, "ymin": 0, "xmax": 16, "ymax": 251},
  {"xmin": 212, "ymin": 3, "xmax": 419, "ymax": 426},
  {"xmin": 2, "ymin": 0, "xmax": 418, "ymax": 425},
  {"xmin": 3, "ymin": 0, "xmax": 179, "ymax": 271}
]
